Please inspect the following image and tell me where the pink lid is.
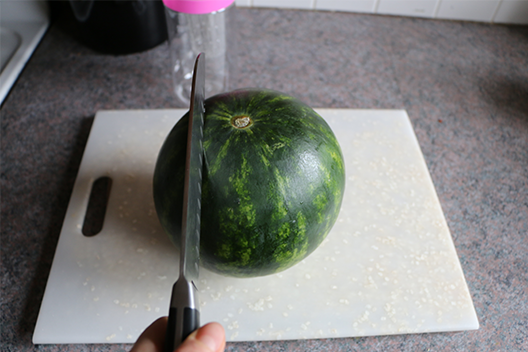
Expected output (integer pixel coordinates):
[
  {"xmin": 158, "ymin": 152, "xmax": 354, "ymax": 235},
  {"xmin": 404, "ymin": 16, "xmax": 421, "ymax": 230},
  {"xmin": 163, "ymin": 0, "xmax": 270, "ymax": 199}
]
[{"xmin": 163, "ymin": 0, "xmax": 234, "ymax": 14}]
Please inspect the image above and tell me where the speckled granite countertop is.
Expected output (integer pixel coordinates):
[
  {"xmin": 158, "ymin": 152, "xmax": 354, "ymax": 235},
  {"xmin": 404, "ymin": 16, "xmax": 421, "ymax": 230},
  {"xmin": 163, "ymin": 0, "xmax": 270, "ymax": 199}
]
[{"xmin": 1, "ymin": 6, "xmax": 527, "ymax": 352}]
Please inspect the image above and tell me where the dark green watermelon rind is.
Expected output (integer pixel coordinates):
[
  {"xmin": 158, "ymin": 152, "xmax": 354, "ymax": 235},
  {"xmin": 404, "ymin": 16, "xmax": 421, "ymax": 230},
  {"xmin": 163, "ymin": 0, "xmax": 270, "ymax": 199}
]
[
  {"xmin": 153, "ymin": 114, "xmax": 188, "ymax": 250},
  {"xmin": 201, "ymin": 89, "xmax": 345, "ymax": 277},
  {"xmin": 153, "ymin": 88, "xmax": 346, "ymax": 278}
]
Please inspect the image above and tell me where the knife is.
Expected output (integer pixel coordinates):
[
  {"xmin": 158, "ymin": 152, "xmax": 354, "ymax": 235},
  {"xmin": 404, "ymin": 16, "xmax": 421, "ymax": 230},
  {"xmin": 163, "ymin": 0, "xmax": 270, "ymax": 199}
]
[{"xmin": 163, "ymin": 53, "xmax": 206, "ymax": 352}]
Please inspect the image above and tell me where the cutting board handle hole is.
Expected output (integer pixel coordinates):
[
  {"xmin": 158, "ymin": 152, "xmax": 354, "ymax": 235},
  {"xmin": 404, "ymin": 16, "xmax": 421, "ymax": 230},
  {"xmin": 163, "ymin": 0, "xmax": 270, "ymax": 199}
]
[{"xmin": 82, "ymin": 176, "xmax": 112, "ymax": 237}]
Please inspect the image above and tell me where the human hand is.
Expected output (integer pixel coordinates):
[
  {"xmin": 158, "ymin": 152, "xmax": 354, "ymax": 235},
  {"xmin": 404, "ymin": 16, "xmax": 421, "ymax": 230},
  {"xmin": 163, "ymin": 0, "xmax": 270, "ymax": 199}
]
[{"xmin": 130, "ymin": 317, "xmax": 226, "ymax": 352}]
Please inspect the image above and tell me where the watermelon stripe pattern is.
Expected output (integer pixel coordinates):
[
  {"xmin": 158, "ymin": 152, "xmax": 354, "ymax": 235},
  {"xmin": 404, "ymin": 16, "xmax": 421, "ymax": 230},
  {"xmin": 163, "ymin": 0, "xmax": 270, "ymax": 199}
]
[{"xmin": 154, "ymin": 89, "xmax": 345, "ymax": 278}]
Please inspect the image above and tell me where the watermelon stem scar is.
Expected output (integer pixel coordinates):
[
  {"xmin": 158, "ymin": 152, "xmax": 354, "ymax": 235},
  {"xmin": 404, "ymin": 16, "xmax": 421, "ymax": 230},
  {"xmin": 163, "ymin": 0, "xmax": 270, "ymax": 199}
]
[{"xmin": 231, "ymin": 115, "xmax": 252, "ymax": 129}]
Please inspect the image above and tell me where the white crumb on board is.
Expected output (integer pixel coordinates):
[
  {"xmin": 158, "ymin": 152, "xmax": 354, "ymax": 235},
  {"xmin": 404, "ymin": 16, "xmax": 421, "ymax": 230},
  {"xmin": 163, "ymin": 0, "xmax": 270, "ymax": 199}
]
[{"xmin": 32, "ymin": 109, "xmax": 478, "ymax": 344}]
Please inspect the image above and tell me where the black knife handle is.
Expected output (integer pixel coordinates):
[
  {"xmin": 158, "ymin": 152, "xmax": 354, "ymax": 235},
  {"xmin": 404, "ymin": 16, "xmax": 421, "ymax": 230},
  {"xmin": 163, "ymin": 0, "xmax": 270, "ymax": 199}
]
[
  {"xmin": 164, "ymin": 307, "xmax": 200, "ymax": 352},
  {"xmin": 163, "ymin": 278, "xmax": 200, "ymax": 352}
]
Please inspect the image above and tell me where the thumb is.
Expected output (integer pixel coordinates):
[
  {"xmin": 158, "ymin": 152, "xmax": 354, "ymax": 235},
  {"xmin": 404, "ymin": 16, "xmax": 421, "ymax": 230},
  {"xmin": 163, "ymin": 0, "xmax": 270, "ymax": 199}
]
[{"xmin": 176, "ymin": 322, "xmax": 226, "ymax": 352}]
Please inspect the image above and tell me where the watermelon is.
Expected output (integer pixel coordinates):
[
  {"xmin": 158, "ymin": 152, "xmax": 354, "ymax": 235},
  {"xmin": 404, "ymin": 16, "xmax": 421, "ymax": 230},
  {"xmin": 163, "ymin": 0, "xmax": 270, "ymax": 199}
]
[{"xmin": 153, "ymin": 88, "xmax": 345, "ymax": 278}]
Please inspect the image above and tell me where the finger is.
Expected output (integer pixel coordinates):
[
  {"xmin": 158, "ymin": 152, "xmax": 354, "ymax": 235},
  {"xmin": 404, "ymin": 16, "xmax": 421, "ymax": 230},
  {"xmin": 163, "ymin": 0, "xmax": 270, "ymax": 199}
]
[
  {"xmin": 130, "ymin": 316, "xmax": 168, "ymax": 352},
  {"xmin": 176, "ymin": 322, "xmax": 226, "ymax": 352}
]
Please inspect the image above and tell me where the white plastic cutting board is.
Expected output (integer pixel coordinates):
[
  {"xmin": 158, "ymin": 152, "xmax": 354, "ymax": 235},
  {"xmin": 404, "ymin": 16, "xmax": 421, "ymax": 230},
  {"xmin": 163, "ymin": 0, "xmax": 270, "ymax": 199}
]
[{"xmin": 33, "ymin": 109, "xmax": 479, "ymax": 344}]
